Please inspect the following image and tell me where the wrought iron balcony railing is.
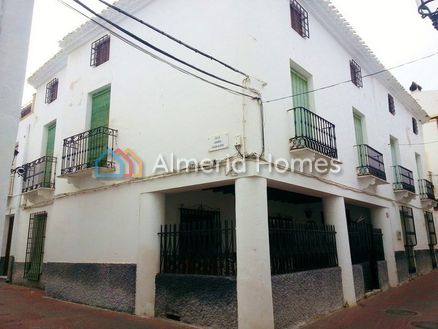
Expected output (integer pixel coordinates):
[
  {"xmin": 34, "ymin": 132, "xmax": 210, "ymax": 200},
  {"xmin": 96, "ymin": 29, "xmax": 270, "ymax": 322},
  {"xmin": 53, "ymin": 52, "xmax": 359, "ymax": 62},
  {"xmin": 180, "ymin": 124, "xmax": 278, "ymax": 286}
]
[
  {"xmin": 355, "ymin": 144, "xmax": 386, "ymax": 181},
  {"xmin": 289, "ymin": 107, "xmax": 338, "ymax": 159},
  {"xmin": 18, "ymin": 156, "xmax": 57, "ymax": 193},
  {"xmin": 61, "ymin": 126, "xmax": 118, "ymax": 176},
  {"xmin": 419, "ymin": 179, "xmax": 435, "ymax": 200},
  {"xmin": 393, "ymin": 165, "xmax": 415, "ymax": 194}
]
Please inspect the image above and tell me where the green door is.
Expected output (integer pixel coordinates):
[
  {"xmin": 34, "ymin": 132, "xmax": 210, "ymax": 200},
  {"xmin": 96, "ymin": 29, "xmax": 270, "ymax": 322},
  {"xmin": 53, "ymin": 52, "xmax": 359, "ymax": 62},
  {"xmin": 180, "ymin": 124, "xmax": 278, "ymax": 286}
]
[
  {"xmin": 291, "ymin": 70, "xmax": 310, "ymax": 138},
  {"xmin": 390, "ymin": 138, "xmax": 400, "ymax": 166},
  {"xmin": 43, "ymin": 123, "xmax": 56, "ymax": 187},
  {"xmin": 353, "ymin": 114, "xmax": 364, "ymax": 145},
  {"xmin": 88, "ymin": 88, "xmax": 111, "ymax": 167},
  {"xmin": 291, "ymin": 70, "xmax": 310, "ymax": 109},
  {"xmin": 24, "ymin": 213, "xmax": 47, "ymax": 281}
]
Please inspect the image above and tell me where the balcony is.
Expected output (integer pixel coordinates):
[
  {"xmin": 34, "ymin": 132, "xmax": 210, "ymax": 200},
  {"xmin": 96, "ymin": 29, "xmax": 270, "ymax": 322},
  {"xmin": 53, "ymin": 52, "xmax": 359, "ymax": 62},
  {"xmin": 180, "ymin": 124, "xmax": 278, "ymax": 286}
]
[
  {"xmin": 289, "ymin": 107, "xmax": 338, "ymax": 161},
  {"xmin": 419, "ymin": 179, "xmax": 436, "ymax": 208},
  {"xmin": 61, "ymin": 126, "xmax": 118, "ymax": 180},
  {"xmin": 393, "ymin": 165, "xmax": 416, "ymax": 201},
  {"xmin": 18, "ymin": 156, "xmax": 57, "ymax": 203},
  {"xmin": 355, "ymin": 144, "xmax": 387, "ymax": 188}
]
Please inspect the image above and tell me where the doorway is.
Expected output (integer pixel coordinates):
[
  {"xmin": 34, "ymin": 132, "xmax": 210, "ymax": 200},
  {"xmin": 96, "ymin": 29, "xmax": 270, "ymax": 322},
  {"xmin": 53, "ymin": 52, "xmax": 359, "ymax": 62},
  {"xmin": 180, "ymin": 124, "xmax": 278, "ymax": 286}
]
[{"xmin": 2, "ymin": 215, "xmax": 14, "ymax": 276}]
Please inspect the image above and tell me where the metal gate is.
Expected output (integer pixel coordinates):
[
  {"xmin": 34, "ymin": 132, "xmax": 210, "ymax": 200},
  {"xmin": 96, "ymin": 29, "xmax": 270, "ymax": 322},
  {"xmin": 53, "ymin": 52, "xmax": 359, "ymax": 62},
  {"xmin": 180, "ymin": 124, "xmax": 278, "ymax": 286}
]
[{"xmin": 348, "ymin": 222, "xmax": 385, "ymax": 292}]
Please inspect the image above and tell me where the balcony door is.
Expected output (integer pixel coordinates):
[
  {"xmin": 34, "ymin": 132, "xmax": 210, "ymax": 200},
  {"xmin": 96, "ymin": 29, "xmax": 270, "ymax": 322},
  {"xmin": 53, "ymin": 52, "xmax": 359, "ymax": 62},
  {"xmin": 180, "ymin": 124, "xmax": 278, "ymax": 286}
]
[
  {"xmin": 43, "ymin": 122, "xmax": 56, "ymax": 187},
  {"xmin": 353, "ymin": 113, "xmax": 366, "ymax": 167},
  {"xmin": 88, "ymin": 88, "xmax": 111, "ymax": 167},
  {"xmin": 291, "ymin": 70, "xmax": 311, "ymax": 138}
]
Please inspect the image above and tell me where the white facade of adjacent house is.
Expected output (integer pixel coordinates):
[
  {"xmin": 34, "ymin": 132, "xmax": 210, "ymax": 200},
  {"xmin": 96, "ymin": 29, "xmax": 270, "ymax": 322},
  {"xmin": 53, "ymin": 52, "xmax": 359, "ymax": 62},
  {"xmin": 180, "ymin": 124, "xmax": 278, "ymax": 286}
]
[
  {"xmin": 413, "ymin": 89, "xmax": 438, "ymax": 218},
  {"xmin": 1, "ymin": 1, "xmax": 437, "ymax": 328},
  {"xmin": 0, "ymin": 0, "xmax": 35, "ymax": 273}
]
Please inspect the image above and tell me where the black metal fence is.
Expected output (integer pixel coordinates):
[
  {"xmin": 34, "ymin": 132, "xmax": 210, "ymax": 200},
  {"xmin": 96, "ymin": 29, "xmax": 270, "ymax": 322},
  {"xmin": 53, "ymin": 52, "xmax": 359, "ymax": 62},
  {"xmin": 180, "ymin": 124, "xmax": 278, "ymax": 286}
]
[
  {"xmin": 355, "ymin": 144, "xmax": 386, "ymax": 181},
  {"xmin": 269, "ymin": 218, "xmax": 338, "ymax": 275},
  {"xmin": 289, "ymin": 107, "xmax": 338, "ymax": 159},
  {"xmin": 159, "ymin": 220, "xmax": 236, "ymax": 276},
  {"xmin": 24, "ymin": 212, "xmax": 47, "ymax": 281},
  {"xmin": 61, "ymin": 126, "xmax": 117, "ymax": 175},
  {"xmin": 348, "ymin": 222, "xmax": 385, "ymax": 264},
  {"xmin": 20, "ymin": 156, "xmax": 57, "ymax": 193},
  {"xmin": 393, "ymin": 165, "xmax": 415, "ymax": 193},
  {"xmin": 419, "ymin": 179, "xmax": 435, "ymax": 200}
]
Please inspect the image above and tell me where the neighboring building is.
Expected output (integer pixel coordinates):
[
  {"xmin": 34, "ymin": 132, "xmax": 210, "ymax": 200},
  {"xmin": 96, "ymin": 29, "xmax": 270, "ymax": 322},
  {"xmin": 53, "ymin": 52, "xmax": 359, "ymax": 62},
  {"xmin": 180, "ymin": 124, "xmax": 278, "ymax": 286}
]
[
  {"xmin": 0, "ymin": 0, "xmax": 35, "ymax": 278},
  {"xmin": 411, "ymin": 86, "xmax": 438, "ymax": 221},
  {"xmin": 1, "ymin": 1, "xmax": 437, "ymax": 328}
]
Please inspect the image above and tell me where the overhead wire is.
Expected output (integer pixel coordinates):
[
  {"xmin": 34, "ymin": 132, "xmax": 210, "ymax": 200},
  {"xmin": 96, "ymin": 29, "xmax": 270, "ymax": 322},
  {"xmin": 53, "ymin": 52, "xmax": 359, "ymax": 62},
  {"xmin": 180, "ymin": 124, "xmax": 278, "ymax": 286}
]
[
  {"xmin": 71, "ymin": 0, "xmax": 252, "ymax": 92},
  {"xmin": 264, "ymin": 51, "xmax": 438, "ymax": 104},
  {"xmin": 96, "ymin": 0, "xmax": 249, "ymax": 78},
  {"xmin": 58, "ymin": 0, "xmax": 258, "ymax": 99}
]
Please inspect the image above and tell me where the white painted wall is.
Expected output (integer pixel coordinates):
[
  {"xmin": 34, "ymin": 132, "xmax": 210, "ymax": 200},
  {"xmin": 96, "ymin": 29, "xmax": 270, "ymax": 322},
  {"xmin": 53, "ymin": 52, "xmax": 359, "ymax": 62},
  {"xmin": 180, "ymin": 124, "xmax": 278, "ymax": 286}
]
[
  {"xmin": 6, "ymin": 0, "xmax": 433, "ymax": 275},
  {"xmin": 0, "ymin": 0, "xmax": 34, "ymax": 258}
]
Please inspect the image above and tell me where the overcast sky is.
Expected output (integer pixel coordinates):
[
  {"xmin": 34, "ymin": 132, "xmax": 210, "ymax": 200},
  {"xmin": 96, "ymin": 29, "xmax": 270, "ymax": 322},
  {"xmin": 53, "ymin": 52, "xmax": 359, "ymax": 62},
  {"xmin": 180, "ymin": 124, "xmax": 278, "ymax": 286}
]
[{"xmin": 22, "ymin": 0, "xmax": 438, "ymax": 104}]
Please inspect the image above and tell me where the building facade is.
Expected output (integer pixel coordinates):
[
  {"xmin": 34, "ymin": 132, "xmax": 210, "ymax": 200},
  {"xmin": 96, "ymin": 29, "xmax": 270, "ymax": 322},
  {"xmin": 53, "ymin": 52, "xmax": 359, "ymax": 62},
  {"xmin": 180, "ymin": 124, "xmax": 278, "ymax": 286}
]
[
  {"xmin": 1, "ymin": 1, "xmax": 437, "ymax": 328},
  {"xmin": 412, "ymin": 88, "xmax": 438, "ymax": 221}
]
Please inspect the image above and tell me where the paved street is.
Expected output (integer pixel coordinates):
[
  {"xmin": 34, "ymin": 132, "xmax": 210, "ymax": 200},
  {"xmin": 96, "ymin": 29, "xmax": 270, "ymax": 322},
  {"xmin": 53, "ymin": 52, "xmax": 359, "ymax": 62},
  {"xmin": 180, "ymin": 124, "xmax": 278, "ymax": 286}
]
[
  {"xmin": 1, "ymin": 271, "xmax": 438, "ymax": 329},
  {"xmin": 304, "ymin": 270, "xmax": 438, "ymax": 329},
  {"xmin": 0, "ymin": 282, "xmax": 193, "ymax": 329}
]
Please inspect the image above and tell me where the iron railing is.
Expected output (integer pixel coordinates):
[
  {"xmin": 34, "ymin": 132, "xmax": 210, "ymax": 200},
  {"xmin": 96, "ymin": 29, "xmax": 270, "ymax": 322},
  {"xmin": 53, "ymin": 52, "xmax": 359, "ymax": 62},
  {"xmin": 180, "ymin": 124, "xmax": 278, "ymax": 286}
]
[
  {"xmin": 289, "ymin": 107, "xmax": 338, "ymax": 159},
  {"xmin": 393, "ymin": 165, "xmax": 415, "ymax": 193},
  {"xmin": 425, "ymin": 211, "xmax": 437, "ymax": 246},
  {"xmin": 269, "ymin": 218, "xmax": 338, "ymax": 275},
  {"xmin": 61, "ymin": 126, "xmax": 117, "ymax": 175},
  {"xmin": 159, "ymin": 220, "xmax": 236, "ymax": 276},
  {"xmin": 419, "ymin": 179, "xmax": 435, "ymax": 200},
  {"xmin": 24, "ymin": 212, "xmax": 47, "ymax": 281},
  {"xmin": 348, "ymin": 222, "xmax": 385, "ymax": 264},
  {"xmin": 19, "ymin": 156, "xmax": 57, "ymax": 193},
  {"xmin": 355, "ymin": 144, "xmax": 386, "ymax": 181}
]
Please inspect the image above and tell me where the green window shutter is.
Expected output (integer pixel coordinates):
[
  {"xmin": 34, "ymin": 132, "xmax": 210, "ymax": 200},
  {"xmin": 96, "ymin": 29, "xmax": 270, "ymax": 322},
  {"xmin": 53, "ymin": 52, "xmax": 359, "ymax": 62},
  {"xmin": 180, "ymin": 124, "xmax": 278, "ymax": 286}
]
[
  {"xmin": 91, "ymin": 88, "xmax": 111, "ymax": 130},
  {"xmin": 43, "ymin": 123, "xmax": 56, "ymax": 188},
  {"xmin": 46, "ymin": 123, "xmax": 56, "ymax": 156},
  {"xmin": 89, "ymin": 88, "xmax": 111, "ymax": 166},
  {"xmin": 291, "ymin": 70, "xmax": 310, "ymax": 110}
]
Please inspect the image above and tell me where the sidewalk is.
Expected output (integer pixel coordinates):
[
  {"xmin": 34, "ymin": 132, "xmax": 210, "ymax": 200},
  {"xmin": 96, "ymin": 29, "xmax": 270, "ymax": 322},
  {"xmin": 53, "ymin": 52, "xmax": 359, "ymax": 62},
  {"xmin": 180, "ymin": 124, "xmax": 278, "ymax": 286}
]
[
  {"xmin": 303, "ymin": 270, "xmax": 438, "ymax": 329},
  {"xmin": 0, "ymin": 282, "xmax": 194, "ymax": 329}
]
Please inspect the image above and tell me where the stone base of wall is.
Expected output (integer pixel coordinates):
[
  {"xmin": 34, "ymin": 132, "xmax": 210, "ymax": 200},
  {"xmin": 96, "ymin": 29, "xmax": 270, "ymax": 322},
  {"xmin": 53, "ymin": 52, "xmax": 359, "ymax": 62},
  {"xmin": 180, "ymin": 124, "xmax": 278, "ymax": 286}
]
[
  {"xmin": 155, "ymin": 274, "xmax": 237, "ymax": 329},
  {"xmin": 11, "ymin": 262, "xmax": 46, "ymax": 290},
  {"xmin": 44, "ymin": 263, "xmax": 136, "ymax": 313},
  {"xmin": 272, "ymin": 267, "xmax": 344, "ymax": 329},
  {"xmin": 377, "ymin": 260, "xmax": 389, "ymax": 291},
  {"xmin": 415, "ymin": 249, "xmax": 433, "ymax": 275},
  {"xmin": 353, "ymin": 264, "xmax": 365, "ymax": 300},
  {"xmin": 395, "ymin": 250, "xmax": 409, "ymax": 284}
]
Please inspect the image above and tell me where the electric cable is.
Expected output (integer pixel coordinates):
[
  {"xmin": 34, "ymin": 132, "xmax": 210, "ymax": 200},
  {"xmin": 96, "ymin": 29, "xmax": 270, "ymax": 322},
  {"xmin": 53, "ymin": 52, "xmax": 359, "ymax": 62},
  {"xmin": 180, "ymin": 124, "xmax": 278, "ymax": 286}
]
[
  {"xmin": 71, "ymin": 0, "xmax": 251, "ymax": 91},
  {"xmin": 58, "ymin": 0, "xmax": 258, "ymax": 99},
  {"xmin": 96, "ymin": 0, "xmax": 249, "ymax": 77},
  {"xmin": 264, "ymin": 51, "xmax": 438, "ymax": 104}
]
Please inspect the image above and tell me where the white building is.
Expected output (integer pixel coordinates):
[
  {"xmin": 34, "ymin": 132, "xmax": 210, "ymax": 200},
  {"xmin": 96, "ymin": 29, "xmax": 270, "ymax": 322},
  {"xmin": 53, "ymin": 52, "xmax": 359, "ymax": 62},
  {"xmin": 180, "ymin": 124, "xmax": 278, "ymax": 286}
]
[
  {"xmin": 0, "ymin": 0, "xmax": 35, "ymax": 277},
  {"xmin": 412, "ymin": 86, "xmax": 438, "ymax": 220},
  {"xmin": 1, "ymin": 1, "xmax": 437, "ymax": 328}
]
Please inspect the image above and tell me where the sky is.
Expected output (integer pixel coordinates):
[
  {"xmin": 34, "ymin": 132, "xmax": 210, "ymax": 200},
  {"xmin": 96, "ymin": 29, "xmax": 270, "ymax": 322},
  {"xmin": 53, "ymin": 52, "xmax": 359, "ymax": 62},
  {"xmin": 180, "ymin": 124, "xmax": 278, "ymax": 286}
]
[{"xmin": 22, "ymin": 0, "xmax": 438, "ymax": 104}]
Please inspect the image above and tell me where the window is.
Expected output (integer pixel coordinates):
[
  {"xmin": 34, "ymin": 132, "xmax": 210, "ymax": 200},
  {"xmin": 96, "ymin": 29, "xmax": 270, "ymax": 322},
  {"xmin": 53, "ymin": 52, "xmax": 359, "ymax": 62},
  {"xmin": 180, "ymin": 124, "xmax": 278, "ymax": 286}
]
[
  {"xmin": 290, "ymin": 0, "xmax": 309, "ymax": 38},
  {"xmin": 350, "ymin": 60, "xmax": 363, "ymax": 88},
  {"xmin": 400, "ymin": 206, "xmax": 417, "ymax": 247},
  {"xmin": 24, "ymin": 212, "xmax": 47, "ymax": 281},
  {"xmin": 425, "ymin": 212, "xmax": 437, "ymax": 246},
  {"xmin": 45, "ymin": 78, "xmax": 58, "ymax": 104},
  {"xmin": 91, "ymin": 35, "xmax": 110, "ymax": 67},
  {"xmin": 20, "ymin": 103, "xmax": 32, "ymax": 119},
  {"xmin": 412, "ymin": 117, "xmax": 419, "ymax": 135},
  {"xmin": 388, "ymin": 94, "xmax": 395, "ymax": 115}
]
